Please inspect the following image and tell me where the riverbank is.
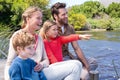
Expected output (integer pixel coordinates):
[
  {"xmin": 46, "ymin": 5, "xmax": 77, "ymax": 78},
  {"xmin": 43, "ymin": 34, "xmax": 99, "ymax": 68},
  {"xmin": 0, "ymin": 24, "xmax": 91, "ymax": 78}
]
[
  {"xmin": 0, "ymin": 59, "xmax": 6, "ymax": 80},
  {"xmin": 76, "ymin": 29, "xmax": 106, "ymax": 33}
]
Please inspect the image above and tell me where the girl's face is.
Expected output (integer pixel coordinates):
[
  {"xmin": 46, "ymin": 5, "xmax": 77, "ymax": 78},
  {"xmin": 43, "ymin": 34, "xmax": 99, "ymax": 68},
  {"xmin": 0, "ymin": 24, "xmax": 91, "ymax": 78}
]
[
  {"xmin": 27, "ymin": 11, "xmax": 42, "ymax": 31},
  {"xmin": 46, "ymin": 25, "xmax": 58, "ymax": 39}
]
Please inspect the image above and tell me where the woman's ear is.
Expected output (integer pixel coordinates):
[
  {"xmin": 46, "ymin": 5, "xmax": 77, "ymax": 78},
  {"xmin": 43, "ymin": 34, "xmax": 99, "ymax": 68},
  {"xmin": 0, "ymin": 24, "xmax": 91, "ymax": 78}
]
[{"xmin": 26, "ymin": 17, "xmax": 30, "ymax": 23}]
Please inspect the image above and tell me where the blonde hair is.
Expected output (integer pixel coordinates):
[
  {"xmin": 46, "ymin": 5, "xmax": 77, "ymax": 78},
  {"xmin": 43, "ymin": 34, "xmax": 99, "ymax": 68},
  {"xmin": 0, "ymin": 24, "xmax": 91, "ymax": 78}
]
[
  {"xmin": 41, "ymin": 20, "xmax": 56, "ymax": 39},
  {"xmin": 12, "ymin": 31, "xmax": 35, "ymax": 53},
  {"xmin": 21, "ymin": 6, "xmax": 42, "ymax": 28}
]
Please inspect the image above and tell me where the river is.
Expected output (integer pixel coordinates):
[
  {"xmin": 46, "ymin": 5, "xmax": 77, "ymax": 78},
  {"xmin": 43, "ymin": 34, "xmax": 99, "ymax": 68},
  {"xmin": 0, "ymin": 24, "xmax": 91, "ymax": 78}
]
[{"xmin": 69, "ymin": 30, "xmax": 120, "ymax": 80}]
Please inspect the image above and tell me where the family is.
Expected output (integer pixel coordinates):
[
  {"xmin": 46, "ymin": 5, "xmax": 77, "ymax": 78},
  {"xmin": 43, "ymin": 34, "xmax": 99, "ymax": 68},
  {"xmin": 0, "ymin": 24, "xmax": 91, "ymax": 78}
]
[{"xmin": 4, "ymin": 2, "xmax": 98, "ymax": 80}]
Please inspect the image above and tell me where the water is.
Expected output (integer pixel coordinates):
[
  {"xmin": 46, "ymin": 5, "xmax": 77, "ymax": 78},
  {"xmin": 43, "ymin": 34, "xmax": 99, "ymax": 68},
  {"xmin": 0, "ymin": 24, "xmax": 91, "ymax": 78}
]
[{"xmin": 69, "ymin": 30, "xmax": 120, "ymax": 80}]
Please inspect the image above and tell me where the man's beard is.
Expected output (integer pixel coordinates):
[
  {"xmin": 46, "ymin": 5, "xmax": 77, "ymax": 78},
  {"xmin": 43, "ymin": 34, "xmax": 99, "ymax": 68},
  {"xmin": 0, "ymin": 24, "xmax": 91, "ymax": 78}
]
[{"xmin": 58, "ymin": 18, "xmax": 68, "ymax": 25}]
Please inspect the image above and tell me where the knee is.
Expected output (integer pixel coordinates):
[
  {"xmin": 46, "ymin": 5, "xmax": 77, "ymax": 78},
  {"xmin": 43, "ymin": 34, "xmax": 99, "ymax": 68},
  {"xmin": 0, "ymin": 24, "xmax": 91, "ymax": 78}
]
[{"xmin": 72, "ymin": 60, "xmax": 82, "ymax": 70}]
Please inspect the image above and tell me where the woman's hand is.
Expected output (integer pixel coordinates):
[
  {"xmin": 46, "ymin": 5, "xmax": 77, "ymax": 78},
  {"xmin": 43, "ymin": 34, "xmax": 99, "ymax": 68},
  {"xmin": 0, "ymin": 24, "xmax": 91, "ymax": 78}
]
[{"xmin": 34, "ymin": 63, "xmax": 43, "ymax": 72}]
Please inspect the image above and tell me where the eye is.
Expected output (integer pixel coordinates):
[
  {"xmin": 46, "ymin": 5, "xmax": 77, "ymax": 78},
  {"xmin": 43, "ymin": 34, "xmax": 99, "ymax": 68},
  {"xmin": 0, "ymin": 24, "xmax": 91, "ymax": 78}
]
[{"xmin": 27, "ymin": 47, "xmax": 32, "ymax": 49}]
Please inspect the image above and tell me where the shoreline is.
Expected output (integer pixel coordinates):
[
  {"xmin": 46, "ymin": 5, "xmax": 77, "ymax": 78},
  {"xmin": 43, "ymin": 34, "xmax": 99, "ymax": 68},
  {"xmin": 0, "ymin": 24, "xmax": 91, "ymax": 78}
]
[{"xmin": 76, "ymin": 29, "xmax": 106, "ymax": 33}]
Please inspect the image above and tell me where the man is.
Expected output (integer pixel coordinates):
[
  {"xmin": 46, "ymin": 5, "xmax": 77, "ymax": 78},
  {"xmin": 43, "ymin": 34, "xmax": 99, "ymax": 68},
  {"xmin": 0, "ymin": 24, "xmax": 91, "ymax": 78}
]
[{"xmin": 50, "ymin": 2, "xmax": 98, "ymax": 80}]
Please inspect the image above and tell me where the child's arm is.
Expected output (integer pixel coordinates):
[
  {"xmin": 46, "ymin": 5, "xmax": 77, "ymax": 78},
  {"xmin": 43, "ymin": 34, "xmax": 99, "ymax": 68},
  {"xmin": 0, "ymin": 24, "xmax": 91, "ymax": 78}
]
[
  {"xmin": 9, "ymin": 64, "xmax": 21, "ymax": 80},
  {"xmin": 60, "ymin": 34, "xmax": 91, "ymax": 44},
  {"xmin": 44, "ymin": 41, "xmax": 58, "ymax": 64}
]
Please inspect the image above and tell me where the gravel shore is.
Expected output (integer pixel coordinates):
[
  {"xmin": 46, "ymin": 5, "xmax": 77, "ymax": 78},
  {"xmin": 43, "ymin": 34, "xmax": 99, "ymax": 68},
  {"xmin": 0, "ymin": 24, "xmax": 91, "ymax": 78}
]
[{"xmin": 0, "ymin": 59, "xmax": 6, "ymax": 80}]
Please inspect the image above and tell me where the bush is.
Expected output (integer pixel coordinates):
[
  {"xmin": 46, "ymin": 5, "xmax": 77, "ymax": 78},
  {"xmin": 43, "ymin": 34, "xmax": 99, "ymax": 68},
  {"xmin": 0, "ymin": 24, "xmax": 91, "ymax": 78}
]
[
  {"xmin": 69, "ymin": 13, "xmax": 86, "ymax": 30},
  {"xmin": 87, "ymin": 18, "xmax": 120, "ymax": 30}
]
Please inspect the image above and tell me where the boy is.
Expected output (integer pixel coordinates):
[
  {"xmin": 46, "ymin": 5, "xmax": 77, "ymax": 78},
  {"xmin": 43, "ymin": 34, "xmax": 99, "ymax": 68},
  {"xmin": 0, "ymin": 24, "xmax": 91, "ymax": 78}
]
[{"xmin": 9, "ymin": 31, "xmax": 46, "ymax": 80}]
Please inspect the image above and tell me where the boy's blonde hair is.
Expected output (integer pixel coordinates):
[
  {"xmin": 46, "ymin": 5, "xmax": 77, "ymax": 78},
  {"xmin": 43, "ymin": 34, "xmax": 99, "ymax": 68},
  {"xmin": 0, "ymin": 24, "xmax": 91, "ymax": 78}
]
[
  {"xmin": 21, "ymin": 6, "xmax": 42, "ymax": 28},
  {"xmin": 12, "ymin": 31, "xmax": 35, "ymax": 53},
  {"xmin": 41, "ymin": 20, "xmax": 56, "ymax": 39}
]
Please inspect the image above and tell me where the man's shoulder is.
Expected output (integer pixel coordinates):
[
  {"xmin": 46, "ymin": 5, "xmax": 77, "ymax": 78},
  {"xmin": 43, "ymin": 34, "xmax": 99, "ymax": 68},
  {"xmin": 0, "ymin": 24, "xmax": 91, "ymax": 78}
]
[
  {"xmin": 65, "ymin": 24, "xmax": 74, "ymax": 29},
  {"xmin": 64, "ymin": 24, "xmax": 75, "ymax": 34}
]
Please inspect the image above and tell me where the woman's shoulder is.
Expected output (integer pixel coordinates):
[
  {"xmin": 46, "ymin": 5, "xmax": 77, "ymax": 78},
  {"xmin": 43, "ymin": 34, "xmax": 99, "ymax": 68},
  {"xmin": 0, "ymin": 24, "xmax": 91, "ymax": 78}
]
[{"xmin": 11, "ymin": 29, "xmax": 22, "ymax": 38}]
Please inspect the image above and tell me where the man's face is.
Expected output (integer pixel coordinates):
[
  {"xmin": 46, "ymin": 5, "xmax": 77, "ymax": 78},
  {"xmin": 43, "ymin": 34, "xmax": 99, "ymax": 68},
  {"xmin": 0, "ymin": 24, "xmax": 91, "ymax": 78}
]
[{"xmin": 55, "ymin": 8, "xmax": 68, "ymax": 25}]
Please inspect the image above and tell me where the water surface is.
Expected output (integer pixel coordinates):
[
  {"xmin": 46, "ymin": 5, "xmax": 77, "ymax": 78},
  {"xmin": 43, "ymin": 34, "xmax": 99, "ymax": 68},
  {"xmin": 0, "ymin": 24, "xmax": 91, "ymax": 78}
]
[{"xmin": 69, "ymin": 30, "xmax": 120, "ymax": 80}]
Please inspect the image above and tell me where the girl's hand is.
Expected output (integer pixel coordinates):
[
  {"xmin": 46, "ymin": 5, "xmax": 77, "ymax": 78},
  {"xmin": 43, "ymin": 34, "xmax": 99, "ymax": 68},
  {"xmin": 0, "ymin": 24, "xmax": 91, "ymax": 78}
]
[
  {"xmin": 79, "ymin": 34, "xmax": 92, "ymax": 40},
  {"xmin": 34, "ymin": 63, "xmax": 43, "ymax": 72}
]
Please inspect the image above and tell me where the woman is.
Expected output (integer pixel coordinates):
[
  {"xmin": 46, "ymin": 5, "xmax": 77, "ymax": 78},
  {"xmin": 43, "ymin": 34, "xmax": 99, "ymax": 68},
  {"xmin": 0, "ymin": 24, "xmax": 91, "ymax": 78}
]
[
  {"xmin": 4, "ymin": 6, "xmax": 48, "ymax": 80},
  {"xmin": 4, "ymin": 6, "xmax": 82, "ymax": 80}
]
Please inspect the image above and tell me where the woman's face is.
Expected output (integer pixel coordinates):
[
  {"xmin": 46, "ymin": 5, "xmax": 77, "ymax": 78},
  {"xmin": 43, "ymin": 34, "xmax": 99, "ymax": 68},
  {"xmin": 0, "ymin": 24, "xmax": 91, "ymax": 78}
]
[
  {"xmin": 46, "ymin": 25, "xmax": 58, "ymax": 39},
  {"xmin": 27, "ymin": 11, "xmax": 42, "ymax": 31}
]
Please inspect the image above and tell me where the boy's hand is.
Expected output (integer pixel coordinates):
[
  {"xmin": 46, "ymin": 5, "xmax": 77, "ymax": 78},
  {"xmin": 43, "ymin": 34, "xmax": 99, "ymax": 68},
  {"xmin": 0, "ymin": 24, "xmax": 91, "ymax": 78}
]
[
  {"xmin": 79, "ymin": 34, "xmax": 92, "ymax": 40},
  {"xmin": 34, "ymin": 63, "xmax": 43, "ymax": 72}
]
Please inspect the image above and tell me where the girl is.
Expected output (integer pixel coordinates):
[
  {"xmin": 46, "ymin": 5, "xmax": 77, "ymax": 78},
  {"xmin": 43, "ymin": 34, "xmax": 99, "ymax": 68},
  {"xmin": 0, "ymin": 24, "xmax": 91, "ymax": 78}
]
[
  {"xmin": 40, "ymin": 20, "xmax": 91, "ymax": 64},
  {"xmin": 5, "ymin": 6, "xmax": 82, "ymax": 80}
]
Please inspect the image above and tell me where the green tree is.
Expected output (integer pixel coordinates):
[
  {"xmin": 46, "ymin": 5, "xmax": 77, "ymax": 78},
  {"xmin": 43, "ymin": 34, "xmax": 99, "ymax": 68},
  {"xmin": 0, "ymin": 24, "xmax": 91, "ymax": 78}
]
[
  {"xmin": 106, "ymin": 2, "xmax": 120, "ymax": 18},
  {"xmin": 69, "ymin": 1, "xmax": 105, "ymax": 18},
  {"xmin": 0, "ymin": 0, "xmax": 13, "ymax": 25},
  {"xmin": 0, "ymin": 0, "xmax": 50, "ymax": 31}
]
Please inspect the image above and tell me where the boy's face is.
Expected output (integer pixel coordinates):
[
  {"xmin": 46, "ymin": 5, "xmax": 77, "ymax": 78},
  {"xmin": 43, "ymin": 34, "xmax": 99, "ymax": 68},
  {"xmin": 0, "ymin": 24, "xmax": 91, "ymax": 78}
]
[{"xmin": 17, "ymin": 44, "xmax": 35, "ymax": 59}]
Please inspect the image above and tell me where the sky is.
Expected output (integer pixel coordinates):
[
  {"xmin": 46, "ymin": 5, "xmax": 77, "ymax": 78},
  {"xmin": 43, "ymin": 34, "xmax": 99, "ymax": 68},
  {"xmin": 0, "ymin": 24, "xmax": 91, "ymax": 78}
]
[{"xmin": 49, "ymin": 0, "xmax": 99, "ymax": 7}]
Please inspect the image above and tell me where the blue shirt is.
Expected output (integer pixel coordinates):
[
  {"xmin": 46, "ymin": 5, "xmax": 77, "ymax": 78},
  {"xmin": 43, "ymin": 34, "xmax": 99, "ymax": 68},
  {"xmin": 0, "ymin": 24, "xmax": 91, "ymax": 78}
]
[{"xmin": 9, "ymin": 57, "xmax": 46, "ymax": 80}]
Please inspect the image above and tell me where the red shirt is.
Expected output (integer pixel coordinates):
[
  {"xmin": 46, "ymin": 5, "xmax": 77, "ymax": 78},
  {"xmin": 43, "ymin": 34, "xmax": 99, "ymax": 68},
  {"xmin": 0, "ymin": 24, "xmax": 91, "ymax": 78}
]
[{"xmin": 44, "ymin": 34, "xmax": 80, "ymax": 64}]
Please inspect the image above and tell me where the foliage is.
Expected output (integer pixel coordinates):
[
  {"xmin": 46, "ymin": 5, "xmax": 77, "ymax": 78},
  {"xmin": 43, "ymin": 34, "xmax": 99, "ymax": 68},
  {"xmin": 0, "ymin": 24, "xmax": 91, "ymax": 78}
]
[
  {"xmin": 69, "ymin": 1, "xmax": 105, "ymax": 18},
  {"xmin": 68, "ymin": 13, "xmax": 86, "ymax": 30},
  {"xmin": 0, "ymin": 23, "xmax": 13, "ymax": 58},
  {"xmin": 106, "ymin": 2, "xmax": 120, "ymax": 18},
  {"xmin": 0, "ymin": 0, "xmax": 50, "ymax": 31},
  {"xmin": 87, "ymin": 18, "xmax": 120, "ymax": 29},
  {"xmin": 0, "ymin": 0, "xmax": 13, "ymax": 25}
]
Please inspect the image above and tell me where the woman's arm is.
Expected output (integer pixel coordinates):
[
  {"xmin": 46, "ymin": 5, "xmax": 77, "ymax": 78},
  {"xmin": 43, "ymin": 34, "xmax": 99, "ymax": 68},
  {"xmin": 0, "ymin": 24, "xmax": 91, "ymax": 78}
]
[
  {"xmin": 34, "ymin": 36, "xmax": 49, "ymax": 67},
  {"xmin": 6, "ymin": 31, "xmax": 19, "ymax": 66}
]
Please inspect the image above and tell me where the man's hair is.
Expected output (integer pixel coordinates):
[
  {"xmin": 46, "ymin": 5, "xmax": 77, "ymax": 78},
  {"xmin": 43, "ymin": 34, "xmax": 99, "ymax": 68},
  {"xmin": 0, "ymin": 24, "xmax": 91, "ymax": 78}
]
[
  {"xmin": 51, "ymin": 2, "xmax": 66, "ymax": 20},
  {"xmin": 12, "ymin": 31, "xmax": 35, "ymax": 52}
]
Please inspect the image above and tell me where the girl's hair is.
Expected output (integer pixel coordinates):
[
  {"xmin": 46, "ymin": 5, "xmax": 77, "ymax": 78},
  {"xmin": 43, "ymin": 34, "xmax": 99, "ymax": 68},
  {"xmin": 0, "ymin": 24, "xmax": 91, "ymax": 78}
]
[
  {"xmin": 21, "ymin": 6, "xmax": 42, "ymax": 28},
  {"xmin": 41, "ymin": 20, "xmax": 56, "ymax": 39},
  {"xmin": 12, "ymin": 31, "xmax": 35, "ymax": 53}
]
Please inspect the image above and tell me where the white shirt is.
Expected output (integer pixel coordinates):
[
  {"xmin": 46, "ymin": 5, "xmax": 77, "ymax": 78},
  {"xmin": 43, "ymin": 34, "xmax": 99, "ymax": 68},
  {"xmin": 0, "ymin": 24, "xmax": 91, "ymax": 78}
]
[{"xmin": 61, "ymin": 26, "xmax": 64, "ymax": 33}]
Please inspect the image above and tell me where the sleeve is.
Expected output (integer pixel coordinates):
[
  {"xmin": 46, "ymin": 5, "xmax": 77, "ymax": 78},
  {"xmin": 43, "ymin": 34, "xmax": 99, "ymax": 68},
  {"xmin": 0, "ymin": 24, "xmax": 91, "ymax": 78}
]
[
  {"xmin": 38, "ymin": 37, "xmax": 49, "ymax": 67},
  {"xmin": 59, "ymin": 34, "xmax": 80, "ymax": 44},
  {"xmin": 4, "ymin": 32, "xmax": 20, "ymax": 80},
  {"xmin": 6, "ymin": 31, "xmax": 19, "ymax": 66},
  {"xmin": 31, "ymin": 59, "xmax": 37, "ymax": 69},
  {"xmin": 70, "ymin": 25, "xmax": 76, "ymax": 34},
  {"xmin": 44, "ymin": 41, "xmax": 58, "ymax": 64},
  {"xmin": 9, "ymin": 63, "xmax": 21, "ymax": 80}
]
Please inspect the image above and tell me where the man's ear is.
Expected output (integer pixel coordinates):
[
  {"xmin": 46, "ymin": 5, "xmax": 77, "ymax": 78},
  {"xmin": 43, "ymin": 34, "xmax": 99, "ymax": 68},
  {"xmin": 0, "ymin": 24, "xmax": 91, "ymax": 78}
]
[{"xmin": 54, "ymin": 14, "xmax": 58, "ymax": 20}]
